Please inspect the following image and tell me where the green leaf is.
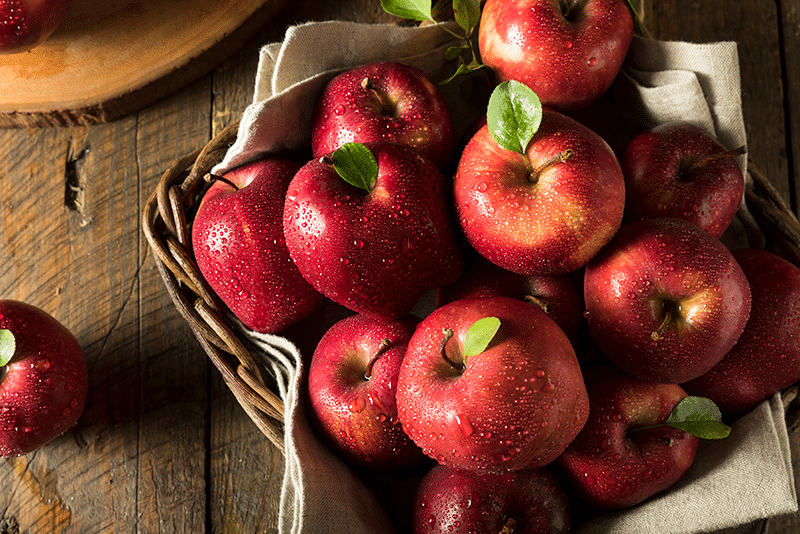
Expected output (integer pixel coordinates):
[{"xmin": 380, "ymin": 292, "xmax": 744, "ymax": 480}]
[
  {"xmin": 487, "ymin": 81, "xmax": 543, "ymax": 154},
  {"xmin": 439, "ymin": 60, "xmax": 484, "ymax": 85},
  {"xmin": 453, "ymin": 0, "xmax": 481, "ymax": 34},
  {"xmin": 380, "ymin": 0, "xmax": 433, "ymax": 21},
  {"xmin": 445, "ymin": 44, "xmax": 468, "ymax": 62},
  {"xmin": 331, "ymin": 143, "xmax": 379, "ymax": 193},
  {"xmin": 463, "ymin": 317, "xmax": 501, "ymax": 358},
  {"xmin": 665, "ymin": 396, "xmax": 731, "ymax": 439},
  {"xmin": 624, "ymin": 0, "xmax": 648, "ymax": 36},
  {"xmin": 0, "ymin": 329, "xmax": 15, "ymax": 367}
]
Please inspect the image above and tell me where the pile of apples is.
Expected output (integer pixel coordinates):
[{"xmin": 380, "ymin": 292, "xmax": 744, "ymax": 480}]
[{"xmin": 191, "ymin": 0, "xmax": 800, "ymax": 531}]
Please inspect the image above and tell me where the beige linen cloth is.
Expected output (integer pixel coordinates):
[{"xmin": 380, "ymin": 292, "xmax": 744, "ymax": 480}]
[{"xmin": 212, "ymin": 21, "xmax": 798, "ymax": 534}]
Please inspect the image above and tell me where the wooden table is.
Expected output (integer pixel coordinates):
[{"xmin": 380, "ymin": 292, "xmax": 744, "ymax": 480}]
[{"xmin": 0, "ymin": 0, "xmax": 797, "ymax": 532}]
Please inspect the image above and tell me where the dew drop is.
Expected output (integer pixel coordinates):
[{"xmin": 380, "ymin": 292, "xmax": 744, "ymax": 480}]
[
  {"xmin": 348, "ymin": 397, "xmax": 366, "ymax": 413},
  {"xmin": 455, "ymin": 413, "xmax": 474, "ymax": 437},
  {"xmin": 334, "ymin": 104, "xmax": 346, "ymax": 116},
  {"xmin": 587, "ymin": 57, "xmax": 598, "ymax": 67}
]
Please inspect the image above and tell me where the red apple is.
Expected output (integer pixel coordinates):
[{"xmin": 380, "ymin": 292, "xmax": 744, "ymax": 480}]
[
  {"xmin": 192, "ymin": 157, "xmax": 324, "ymax": 333},
  {"xmin": 307, "ymin": 313, "xmax": 429, "ymax": 470},
  {"xmin": 396, "ymin": 296, "xmax": 589, "ymax": 474},
  {"xmin": 310, "ymin": 61, "xmax": 456, "ymax": 170},
  {"xmin": 413, "ymin": 463, "xmax": 570, "ymax": 534},
  {"xmin": 454, "ymin": 106, "xmax": 625, "ymax": 276},
  {"xmin": 556, "ymin": 365, "xmax": 700, "ymax": 510},
  {"xmin": 583, "ymin": 217, "xmax": 752, "ymax": 383},
  {"xmin": 0, "ymin": 300, "xmax": 88, "ymax": 457},
  {"xmin": 478, "ymin": 0, "xmax": 634, "ymax": 111},
  {"xmin": 283, "ymin": 142, "xmax": 464, "ymax": 318},
  {"xmin": 0, "ymin": 0, "xmax": 72, "ymax": 54},
  {"xmin": 436, "ymin": 254, "xmax": 585, "ymax": 344},
  {"xmin": 622, "ymin": 121, "xmax": 746, "ymax": 238},
  {"xmin": 683, "ymin": 248, "xmax": 800, "ymax": 415}
]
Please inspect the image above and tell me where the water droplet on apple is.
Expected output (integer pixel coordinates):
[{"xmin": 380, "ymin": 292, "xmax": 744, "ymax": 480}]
[
  {"xmin": 400, "ymin": 237, "xmax": 413, "ymax": 253},
  {"xmin": 564, "ymin": 40, "xmax": 573, "ymax": 49},
  {"xmin": 353, "ymin": 239, "xmax": 365, "ymax": 249},
  {"xmin": 587, "ymin": 57, "xmax": 598, "ymax": 67},
  {"xmin": 535, "ymin": 368, "xmax": 546, "ymax": 378},
  {"xmin": 334, "ymin": 104, "xmax": 346, "ymax": 116},
  {"xmin": 476, "ymin": 182, "xmax": 488, "ymax": 192},
  {"xmin": 455, "ymin": 413, "xmax": 473, "ymax": 437},
  {"xmin": 348, "ymin": 397, "xmax": 366, "ymax": 413}
]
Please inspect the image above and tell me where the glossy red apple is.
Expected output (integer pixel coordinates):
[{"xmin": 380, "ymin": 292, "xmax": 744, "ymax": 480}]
[
  {"xmin": 283, "ymin": 141, "xmax": 464, "ymax": 318},
  {"xmin": 478, "ymin": 0, "xmax": 634, "ymax": 111},
  {"xmin": 436, "ymin": 254, "xmax": 585, "ymax": 344},
  {"xmin": 307, "ymin": 313, "xmax": 429, "ymax": 470},
  {"xmin": 0, "ymin": 300, "xmax": 88, "ymax": 457},
  {"xmin": 683, "ymin": 248, "xmax": 800, "ymax": 415},
  {"xmin": 0, "ymin": 0, "xmax": 72, "ymax": 54},
  {"xmin": 622, "ymin": 121, "xmax": 746, "ymax": 238},
  {"xmin": 310, "ymin": 61, "xmax": 456, "ymax": 170},
  {"xmin": 413, "ymin": 463, "xmax": 571, "ymax": 534},
  {"xmin": 556, "ymin": 365, "xmax": 701, "ymax": 510},
  {"xmin": 396, "ymin": 296, "xmax": 589, "ymax": 474},
  {"xmin": 192, "ymin": 157, "xmax": 324, "ymax": 333},
  {"xmin": 454, "ymin": 104, "xmax": 625, "ymax": 275},
  {"xmin": 583, "ymin": 217, "xmax": 752, "ymax": 383}
]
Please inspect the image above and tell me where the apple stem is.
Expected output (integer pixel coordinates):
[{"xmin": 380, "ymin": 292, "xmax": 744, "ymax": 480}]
[
  {"xmin": 205, "ymin": 172, "xmax": 239, "ymax": 191},
  {"xmin": 527, "ymin": 149, "xmax": 574, "ymax": 184},
  {"xmin": 499, "ymin": 517, "xmax": 517, "ymax": 534},
  {"xmin": 439, "ymin": 328, "xmax": 466, "ymax": 372},
  {"xmin": 361, "ymin": 78, "xmax": 396, "ymax": 118},
  {"xmin": 364, "ymin": 338, "xmax": 392, "ymax": 380},
  {"xmin": 682, "ymin": 145, "xmax": 747, "ymax": 178},
  {"xmin": 523, "ymin": 294, "xmax": 550, "ymax": 314}
]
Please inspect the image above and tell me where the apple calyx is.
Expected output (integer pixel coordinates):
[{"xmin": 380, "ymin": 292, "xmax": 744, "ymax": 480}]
[
  {"xmin": 363, "ymin": 338, "xmax": 392, "ymax": 379},
  {"xmin": 205, "ymin": 172, "xmax": 239, "ymax": 191},
  {"xmin": 499, "ymin": 517, "xmax": 517, "ymax": 534},
  {"xmin": 361, "ymin": 78, "xmax": 397, "ymax": 118},
  {"xmin": 0, "ymin": 329, "xmax": 15, "ymax": 367},
  {"xmin": 327, "ymin": 142, "xmax": 379, "ymax": 193},
  {"xmin": 628, "ymin": 396, "xmax": 731, "ymax": 440},
  {"xmin": 680, "ymin": 145, "xmax": 747, "ymax": 180},
  {"xmin": 527, "ymin": 149, "xmax": 574, "ymax": 184}
]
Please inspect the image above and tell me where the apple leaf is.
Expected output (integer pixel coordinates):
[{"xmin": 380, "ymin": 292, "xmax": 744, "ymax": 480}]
[
  {"xmin": 463, "ymin": 317, "xmax": 501, "ymax": 358},
  {"xmin": 331, "ymin": 142, "xmax": 379, "ymax": 193},
  {"xmin": 487, "ymin": 81, "xmax": 543, "ymax": 154},
  {"xmin": 664, "ymin": 396, "xmax": 731, "ymax": 439},
  {"xmin": 453, "ymin": 0, "xmax": 481, "ymax": 34},
  {"xmin": 0, "ymin": 329, "xmax": 15, "ymax": 367},
  {"xmin": 380, "ymin": 0, "xmax": 433, "ymax": 22},
  {"xmin": 624, "ymin": 0, "xmax": 648, "ymax": 36}
]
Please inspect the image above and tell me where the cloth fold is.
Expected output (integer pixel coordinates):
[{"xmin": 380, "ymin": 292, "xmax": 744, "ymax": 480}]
[{"xmin": 214, "ymin": 21, "xmax": 797, "ymax": 534}]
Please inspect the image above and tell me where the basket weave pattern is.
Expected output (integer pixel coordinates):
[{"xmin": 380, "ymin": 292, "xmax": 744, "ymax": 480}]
[{"xmin": 143, "ymin": 122, "xmax": 800, "ymax": 454}]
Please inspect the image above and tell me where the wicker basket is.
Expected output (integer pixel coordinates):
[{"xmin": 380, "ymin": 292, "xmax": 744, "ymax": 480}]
[{"xmin": 142, "ymin": 120, "xmax": 800, "ymax": 454}]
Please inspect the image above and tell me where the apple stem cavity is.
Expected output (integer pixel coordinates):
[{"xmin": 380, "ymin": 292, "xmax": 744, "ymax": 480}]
[
  {"xmin": 560, "ymin": 0, "xmax": 584, "ymax": 22},
  {"xmin": 527, "ymin": 149, "xmax": 574, "ymax": 184},
  {"xmin": 364, "ymin": 338, "xmax": 392, "ymax": 380},
  {"xmin": 500, "ymin": 517, "xmax": 517, "ymax": 534},
  {"xmin": 681, "ymin": 145, "xmax": 747, "ymax": 179},
  {"xmin": 205, "ymin": 172, "xmax": 239, "ymax": 191},
  {"xmin": 361, "ymin": 78, "xmax": 397, "ymax": 118},
  {"xmin": 439, "ymin": 327, "xmax": 466, "ymax": 373},
  {"xmin": 651, "ymin": 299, "xmax": 681, "ymax": 341}
]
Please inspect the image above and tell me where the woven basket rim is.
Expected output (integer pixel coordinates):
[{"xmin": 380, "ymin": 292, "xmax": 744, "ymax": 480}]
[{"xmin": 143, "ymin": 122, "xmax": 800, "ymax": 455}]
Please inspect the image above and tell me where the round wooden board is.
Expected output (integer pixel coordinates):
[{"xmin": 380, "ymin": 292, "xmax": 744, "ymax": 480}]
[{"xmin": 0, "ymin": 0, "xmax": 288, "ymax": 128}]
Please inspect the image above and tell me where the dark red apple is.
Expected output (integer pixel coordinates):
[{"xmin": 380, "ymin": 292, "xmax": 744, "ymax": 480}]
[
  {"xmin": 0, "ymin": 300, "xmax": 88, "ymax": 457},
  {"xmin": 310, "ymin": 61, "xmax": 456, "ymax": 170},
  {"xmin": 556, "ymin": 365, "xmax": 700, "ymax": 510},
  {"xmin": 413, "ymin": 463, "xmax": 570, "ymax": 534},
  {"xmin": 307, "ymin": 313, "xmax": 429, "ymax": 470},
  {"xmin": 396, "ymin": 296, "xmax": 589, "ymax": 474},
  {"xmin": 436, "ymin": 254, "xmax": 585, "ymax": 344},
  {"xmin": 478, "ymin": 0, "xmax": 634, "ymax": 111},
  {"xmin": 683, "ymin": 248, "xmax": 800, "ymax": 415},
  {"xmin": 453, "ymin": 106, "xmax": 625, "ymax": 276},
  {"xmin": 583, "ymin": 217, "xmax": 752, "ymax": 383},
  {"xmin": 622, "ymin": 121, "xmax": 746, "ymax": 238},
  {"xmin": 283, "ymin": 142, "xmax": 463, "ymax": 318},
  {"xmin": 192, "ymin": 157, "xmax": 324, "ymax": 333},
  {"xmin": 0, "ymin": 0, "xmax": 72, "ymax": 54}
]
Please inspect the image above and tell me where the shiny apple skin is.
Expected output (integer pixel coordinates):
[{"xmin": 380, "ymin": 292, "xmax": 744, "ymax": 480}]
[
  {"xmin": 683, "ymin": 248, "xmax": 800, "ymax": 415},
  {"xmin": 0, "ymin": 0, "xmax": 72, "ymax": 54},
  {"xmin": 583, "ymin": 217, "xmax": 752, "ymax": 384},
  {"xmin": 622, "ymin": 122, "xmax": 745, "ymax": 238},
  {"xmin": 557, "ymin": 365, "xmax": 699, "ymax": 510},
  {"xmin": 478, "ymin": 0, "xmax": 634, "ymax": 111},
  {"xmin": 453, "ymin": 109, "xmax": 625, "ymax": 276},
  {"xmin": 396, "ymin": 296, "xmax": 589, "ymax": 474},
  {"xmin": 311, "ymin": 61, "xmax": 456, "ymax": 170},
  {"xmin": 0, "ymin": 300, "xmax": 88, "ymax": 457}
]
